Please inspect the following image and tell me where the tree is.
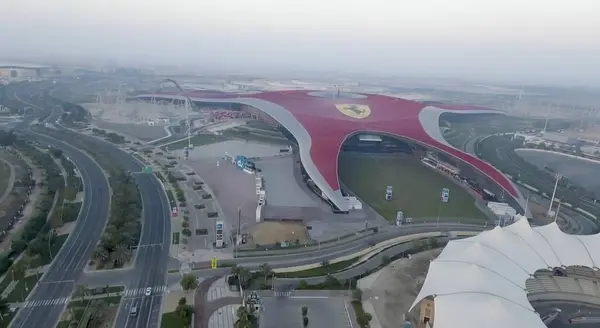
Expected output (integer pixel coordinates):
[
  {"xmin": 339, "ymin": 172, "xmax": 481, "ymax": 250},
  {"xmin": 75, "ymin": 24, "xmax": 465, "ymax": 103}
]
[
  {"xmin": 93, "ymin": 248, "xmax": 109, "ymax": 262},
  {"xmin": 180, "ymin": 274, "xmax": 198, "ymax": 292},
  {"xmin": 113, "ymin": 244, "xmax": 131, "ymax": 266},
  {"xmin": 175, "ymin": 300, "xmax": 194, "ymax": 326},
  {"xmin": 235, "ymin": 305, "xmax": 253, "ymax": 328},
  {"xmin": 258, "ymin": 263, "xmax": 273, "ymax": 285},
  {"xmin": 231, "ymin": 265, "xmax": 251, "ymax": 288},
  {"xmin": 301, "ymin": 306, "xmax": 308, "ymax": 316}
]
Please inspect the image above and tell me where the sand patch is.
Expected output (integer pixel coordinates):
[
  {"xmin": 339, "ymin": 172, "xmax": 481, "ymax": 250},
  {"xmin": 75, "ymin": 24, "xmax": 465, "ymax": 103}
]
[{"xmin": 249, "ymin": 221, "xmax": 308, "ymax": 245}]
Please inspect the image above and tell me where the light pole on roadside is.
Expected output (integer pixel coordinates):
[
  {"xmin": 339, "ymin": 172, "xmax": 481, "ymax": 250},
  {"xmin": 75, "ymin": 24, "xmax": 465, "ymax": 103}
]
[{"xmin": 436, "ymin": 202, "xmax": 441, "ymax": 228}]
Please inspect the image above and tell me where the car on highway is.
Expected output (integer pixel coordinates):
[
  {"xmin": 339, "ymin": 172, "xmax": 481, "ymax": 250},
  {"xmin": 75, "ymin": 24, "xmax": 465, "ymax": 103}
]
[
  {"xmin": 130, "ymin": 305, "xmax": 138, "ymax": 316},
  {"xmin": 145, "ymin": 287, "xmax": 152, "ymax": 296}
]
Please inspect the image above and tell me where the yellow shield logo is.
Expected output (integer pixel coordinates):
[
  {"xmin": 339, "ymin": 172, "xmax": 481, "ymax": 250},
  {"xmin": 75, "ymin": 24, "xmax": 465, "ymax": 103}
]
[{"xmin": 335, "ymin": 104, "xmax": 371, "ymax": 119}]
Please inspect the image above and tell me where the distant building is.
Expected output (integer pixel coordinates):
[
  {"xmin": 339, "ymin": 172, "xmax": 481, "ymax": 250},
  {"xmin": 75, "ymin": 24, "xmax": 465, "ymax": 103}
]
[{"xmin": 0, "ymin": 63, "xmax": 60, "ymax": 79}]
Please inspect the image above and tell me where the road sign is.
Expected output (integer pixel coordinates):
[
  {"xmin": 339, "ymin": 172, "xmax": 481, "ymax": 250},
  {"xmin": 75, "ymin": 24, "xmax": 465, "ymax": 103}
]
[
  {"xmin": 142, "ymin": 166, "xmax": 153, "ymax": 173},
  {"xmin": 211, "ymin": 257, "xmax": 217, "ymax": 269}
]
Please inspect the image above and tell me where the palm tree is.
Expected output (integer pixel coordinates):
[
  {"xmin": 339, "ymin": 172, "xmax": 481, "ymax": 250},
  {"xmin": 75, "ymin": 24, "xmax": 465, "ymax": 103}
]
[
  {"xmin": 235, "ymin": 305, "xmax": 253, "ymax": 328},
  {"xmin": 258, "ymin": 263, "xmax": 273, "ymax": 285},
  {"xmin": 93, "ymin": 248, "xmax": 109, "ymax": 262},
  {"xmin": 113, "ymin": 244, "xmax": 131, "ymax": 266},
  {"xmin": 231, "ymin": 265, "xmax": 251, "ymax": 288}
]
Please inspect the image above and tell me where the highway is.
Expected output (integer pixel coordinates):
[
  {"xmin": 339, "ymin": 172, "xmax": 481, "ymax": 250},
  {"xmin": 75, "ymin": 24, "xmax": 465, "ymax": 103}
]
[
  {"xmin": 40, "ymin": 129, "xmax": 172, "ymax": 328},
  {"xmin": 7, "ymin": 80, "xmax": 172, "ymax": 327},
  {"xmin": 9, "ymin": 131, "xmax": 111, "ymax": 328}
]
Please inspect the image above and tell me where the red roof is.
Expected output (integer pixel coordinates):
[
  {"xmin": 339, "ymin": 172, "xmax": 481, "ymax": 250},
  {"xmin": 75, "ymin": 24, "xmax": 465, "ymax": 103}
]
[{"xmin": 166, "ymin": 90, "xmax": 519, "ymax": 198}]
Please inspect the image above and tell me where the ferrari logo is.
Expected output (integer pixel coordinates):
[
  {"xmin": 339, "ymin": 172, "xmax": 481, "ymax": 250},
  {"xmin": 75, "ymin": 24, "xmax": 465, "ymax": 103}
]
[{"xmin": 336, "ymin": 104, "xmax": 371, "ymax": 119}]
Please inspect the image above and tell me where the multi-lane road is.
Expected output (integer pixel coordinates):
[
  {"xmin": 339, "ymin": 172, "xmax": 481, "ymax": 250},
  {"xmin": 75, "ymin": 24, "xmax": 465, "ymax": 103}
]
[
  {"xmin": 9, "ymin": 131, "xmax": 111, "ymax": 328},
  {"xmin": 6, "ymin": 83, "xmax": 171, "ymax": 328},
  {"xmin": 43, "ymin": 129, "xmax": 172, "ymax": 328}
]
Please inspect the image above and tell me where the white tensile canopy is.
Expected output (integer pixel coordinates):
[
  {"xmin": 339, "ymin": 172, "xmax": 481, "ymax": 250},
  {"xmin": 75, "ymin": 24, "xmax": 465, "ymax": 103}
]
[{"xmin": 411, "ymin": 219, "xmax": 600, "ymax": 328}]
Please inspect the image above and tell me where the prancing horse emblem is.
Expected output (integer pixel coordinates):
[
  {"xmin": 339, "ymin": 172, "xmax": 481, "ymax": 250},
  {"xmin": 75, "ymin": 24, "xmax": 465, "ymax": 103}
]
[{"xmin": 335, "ymin": 104, "xmax": 371, "ymax": 119}]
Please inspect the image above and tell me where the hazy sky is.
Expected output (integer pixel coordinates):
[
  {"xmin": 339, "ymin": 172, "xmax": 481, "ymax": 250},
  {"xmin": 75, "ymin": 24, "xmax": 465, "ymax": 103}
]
[{"xmin": 1, "ymin": 0, "xmax": 599, "ymax": 85}]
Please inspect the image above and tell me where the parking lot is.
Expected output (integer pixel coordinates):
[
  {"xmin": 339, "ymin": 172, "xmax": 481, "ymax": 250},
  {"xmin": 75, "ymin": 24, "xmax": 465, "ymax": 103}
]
[{"xmin": 259, "ymin": 296, "xmax": 355, "ymax": 328}]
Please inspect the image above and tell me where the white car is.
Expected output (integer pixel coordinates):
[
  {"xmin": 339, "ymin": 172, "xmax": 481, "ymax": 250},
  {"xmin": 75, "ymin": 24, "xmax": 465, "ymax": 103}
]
[{"xmin": 145, "ymin": 287, "xmax": 152, "ymax": 296}]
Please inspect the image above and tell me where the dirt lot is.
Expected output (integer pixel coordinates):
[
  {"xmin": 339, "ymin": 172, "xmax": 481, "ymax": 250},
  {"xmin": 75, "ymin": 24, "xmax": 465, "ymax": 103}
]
[
  {"xmin": 249, "ymin": 221, "xmax": 308, "ymax": 246},
  {"xmin": 360, "ymin": 249, "xmax": 442, "ymax": 328}
]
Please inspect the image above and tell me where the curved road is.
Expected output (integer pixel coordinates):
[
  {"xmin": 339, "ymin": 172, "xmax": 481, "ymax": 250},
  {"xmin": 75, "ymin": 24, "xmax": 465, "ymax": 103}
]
[
  {"xmin": 9, "ymin": 130, "xmax": 110, "ymax": 328},
  {"xmin": 42, "ymin": 129, "xmax": 172, "ymax": 328}
]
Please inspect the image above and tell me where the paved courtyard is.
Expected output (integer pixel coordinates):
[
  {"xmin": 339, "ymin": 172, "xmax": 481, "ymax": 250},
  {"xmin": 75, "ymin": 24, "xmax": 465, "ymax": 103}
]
[
  {"xmin": 208, "ymin": 304, "xmax": 240, "ymax": 328},
  {"xmin": 254, "ymin": 156, "xmax": 316, "ymax": 207},
  {"xmin": 185, "ymin": 158, "xmax": 257, "ymax": 234},
  {"xmin": 259, "ymin": 297, "xmax": 355, "ymax": 328}
]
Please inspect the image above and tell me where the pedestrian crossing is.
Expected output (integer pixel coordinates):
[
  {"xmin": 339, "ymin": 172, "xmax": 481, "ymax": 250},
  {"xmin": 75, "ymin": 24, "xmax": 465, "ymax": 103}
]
[
  {"xmin": 123, "ymin": 285, "xmax": 167, "ymax": 297},
  {"xmin": 23, "ymin": 297, "xmax": 69, "ymax": 308},
  {"xmin": 273, "ymin": 291, "xmax": 292, "ymax": 297}
]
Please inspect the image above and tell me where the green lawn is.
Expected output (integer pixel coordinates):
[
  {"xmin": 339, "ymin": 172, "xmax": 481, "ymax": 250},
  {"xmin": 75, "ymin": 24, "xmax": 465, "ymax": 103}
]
[
  {"xmin": 40, "ymin": 234, "xmax": 69, "ymax": 265},
  {"xmin": 5, "ymin": 274, "xmax": 40, "ymax": 302},
  {"xmin": 275, "ymin": 258, "xmax": 358, "ymax": 278},
  {"xmin": 338, "ymin": 154, "xmax": 485, "ymax": 221},
  {"xmin": 221, "ymin": 129, "xmax": 291, "ymax": 145},
  {"xmin": 161, "ymin": 312, "xmax": 190, "ymax": 328},
  {"xmin": 0, "ymin": 160, "xmax": 12, "ymax": 197}
]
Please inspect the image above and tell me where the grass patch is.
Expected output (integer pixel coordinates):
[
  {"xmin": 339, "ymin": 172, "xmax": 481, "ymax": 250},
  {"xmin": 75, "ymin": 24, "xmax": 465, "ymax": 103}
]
[
  {"xmin": 5, "ymin": 274, "xmax": 40, "ymax": 302},
  {"xmin": 221, "ymin": 129, "xmax": 290, "ymax": 145},
  {"xmin": 172, "ymin": 232, "xmax": 180, "ymax": 245},
  {"xmin": 163, "ymin": 134, "xmax": 228, "ymax": 151},
  {"xmin": 161, "ymin": 311, "xmax": 190, "ymax": 328},
  {"xmin": 87, "ymin": 285, "xmax": 124, "ymax": 296},
  {"xmin": 67, "ymin": 295, "xmax": 122, "ymax": 308},
  {"xmin": 0, "ymin": 160, "xmax": 12, "ymax": 197},
  {"xmin": 275, "ymin": 258, "xmax": 358, "ymax": 278},
  {"xmin": 0, "ymin": 311, "xmax": 16, "ymax": 328},
  {"xmin": 63, "ymin": 186, "xmax": 78, "ymax": 201},
  {"xmin": 338, "ymin": 154, "xmax": 485, "ymax": 221},
  {"xmin": 40, "ymin": 233, "xmax": 69, "ymax": 265}
]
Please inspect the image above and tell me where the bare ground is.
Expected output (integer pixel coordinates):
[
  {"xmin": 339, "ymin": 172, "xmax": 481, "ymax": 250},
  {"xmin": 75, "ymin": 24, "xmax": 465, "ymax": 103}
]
[
  {"xmin": 361, "ymin": 249, "xmax": 442, "ymax": 328},
  {"xmin": 248, "ymin": 221, "xmax": 308, "ymax": 246}
]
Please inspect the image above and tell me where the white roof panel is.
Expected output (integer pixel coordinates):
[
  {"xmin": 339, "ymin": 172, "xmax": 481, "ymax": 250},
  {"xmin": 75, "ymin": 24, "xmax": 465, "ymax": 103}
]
[
  {"xmin": 412, "ymin": 220, "xmax": 600, "ymax": 328},
  {"xmin": 433, "ymin": 294, "xmax": 547, "ymax": 328}
]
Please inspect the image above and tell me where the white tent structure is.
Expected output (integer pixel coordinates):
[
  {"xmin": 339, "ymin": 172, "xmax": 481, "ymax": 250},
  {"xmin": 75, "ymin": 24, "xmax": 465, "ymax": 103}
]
[{"xmin": 411, "ymin": 219, "xmax": 600, "ymax": 328}]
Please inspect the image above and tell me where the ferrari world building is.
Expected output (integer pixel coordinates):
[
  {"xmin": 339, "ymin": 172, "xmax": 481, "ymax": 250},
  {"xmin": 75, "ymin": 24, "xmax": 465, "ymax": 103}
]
[{"xmin": 139, "ymin": 89, "xmax": 526, "ymax": 212}]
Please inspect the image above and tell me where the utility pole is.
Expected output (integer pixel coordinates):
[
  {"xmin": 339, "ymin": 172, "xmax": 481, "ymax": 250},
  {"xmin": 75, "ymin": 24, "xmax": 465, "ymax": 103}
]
[{"xmin": 548, "ymin": 173, "xmax": 562, "ymax": 215}]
